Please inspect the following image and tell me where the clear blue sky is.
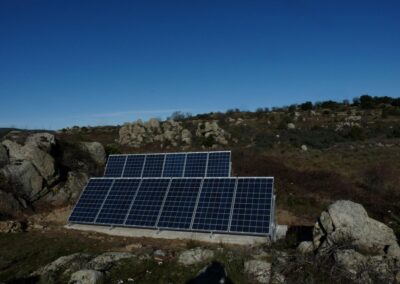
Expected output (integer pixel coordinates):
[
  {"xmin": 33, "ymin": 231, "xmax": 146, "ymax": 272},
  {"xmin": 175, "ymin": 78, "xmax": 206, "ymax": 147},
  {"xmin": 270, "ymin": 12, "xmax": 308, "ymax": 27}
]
[{"xmin": 1, "ymin": 0, "xmax": 399, "ymax": 129}]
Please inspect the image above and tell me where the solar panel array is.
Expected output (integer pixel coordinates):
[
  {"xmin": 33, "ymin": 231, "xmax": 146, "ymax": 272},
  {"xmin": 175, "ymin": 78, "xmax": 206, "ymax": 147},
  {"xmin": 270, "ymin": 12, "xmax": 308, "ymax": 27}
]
[
  {"xmin": 69, "ymin": 177, "xmax": 275, "ymax": 236},
  {"xmin": 103, "ymin": 151, "xmax": 231, "ymax": 178}
]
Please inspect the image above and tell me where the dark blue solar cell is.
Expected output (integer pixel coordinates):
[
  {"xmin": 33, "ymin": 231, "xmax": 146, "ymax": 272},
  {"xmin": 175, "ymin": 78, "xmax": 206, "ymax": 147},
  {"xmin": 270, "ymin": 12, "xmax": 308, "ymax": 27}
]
[
  {"xmin": 69, "ymin": 179, "xmax": 113, "ymax": 223},
  {"xmin": 162, "ymin": 153, "xmax": 186, "ymax": 177},
  {"xmin": 157, "ymin": 178, "xmax": 201, "ymax": 229},
  {"xmin": 104, "ymin": 155, "xmax": 127, "ymax": 177},
  {"xmin": 95, "ymin": 179, "xmax": 141, "ymax": 225},
  {"xmin": 123, "ymin": 155, "xmax": 145, "ymax": 177},
  {"xmin": 125, "ymin": 179, "xmax": 170, "ymax": 227},
  {"xmin": 206, "ymin": 152, "xmax": 231, "ymax": 177},
  {"xmin": 142, "ymin": 154, "xmax": 165, "ymax": 177},
  {"xmin": 184, "ymin": 153, "xmax": 208, "ymax": 177},
  {"xmin": 192, "ymin": 178, "xmax": 236, "ymax": 231},
  {"xmin": 230, "ymin": 178, "xmax": 273, "ymax": 234}
]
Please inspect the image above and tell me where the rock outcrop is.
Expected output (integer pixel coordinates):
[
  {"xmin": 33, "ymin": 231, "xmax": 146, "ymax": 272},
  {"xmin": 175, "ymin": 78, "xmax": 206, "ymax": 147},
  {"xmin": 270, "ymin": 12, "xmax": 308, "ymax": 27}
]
[
  {"xmin": 196, "ymin": 121, "xmax": 230, "ymax": 146},
  {"xmin": 118, "ymin": 118, "xmax": 229, "ymax": 148},
  {"xmin": 80, "ymin": 142, "xmax": 106, "ymax": 166},
  {"xmin": 313, "ymin": 200, "xmax": 400, "ymax": 256},
  {"xmin": 25, "ymin": 132, "xmax": 56, "ymax": 152},
  {"xmin": 0, "ymin": 132, "xmax": 104, "ymax": 212}
]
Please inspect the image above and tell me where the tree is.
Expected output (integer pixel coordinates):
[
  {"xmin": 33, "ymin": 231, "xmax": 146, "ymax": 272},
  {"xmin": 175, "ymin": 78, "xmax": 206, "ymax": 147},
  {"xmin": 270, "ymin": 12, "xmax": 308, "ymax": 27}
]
[
  {"xmin": 300, "ymin": 101, "xmax": 313, "ymax": 111},
  {"xmin": 360, "ymin": 95, "xmax": 375, "ymax": 109},
  {"xmin": 392, "ymin": 98, "xmax": 400, "ymax": 107}
]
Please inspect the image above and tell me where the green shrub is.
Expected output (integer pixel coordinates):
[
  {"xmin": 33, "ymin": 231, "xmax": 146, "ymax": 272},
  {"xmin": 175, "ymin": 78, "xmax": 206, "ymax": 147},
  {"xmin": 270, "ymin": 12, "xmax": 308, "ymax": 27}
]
[
  {"xmin": 387, "ymin": 126, "xmax": 400, "ymax": 138},
  {"xmin": 105, "ymin": 145, "xmax": 121, "ymax": 155},
  {"xmin": 342, "ymin": 126, "xmax": 366, "ymax": 140}
]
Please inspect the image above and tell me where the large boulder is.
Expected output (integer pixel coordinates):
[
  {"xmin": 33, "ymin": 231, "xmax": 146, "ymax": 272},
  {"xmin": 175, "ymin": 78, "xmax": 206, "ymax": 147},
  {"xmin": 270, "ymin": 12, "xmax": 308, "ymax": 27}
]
[
  {"xmin": 178, "ymin": 247, "xmax": 214, "ymax": 266},
  {"xmin": 0, "ymin": 190, "xmax": 23, "ymax": 217},
  {"xmin": 313, "ymin": 200, "xmax": 400, "ymax": 257},
  {"xmin": 25, "ymin": 132, "xmax": 55, "ymax": 152},
  {"xmin": 87, "ymin": 252, "xmax": 135, "ymax": 271},
  {"xmin": 1, "ymin": 161, "xmax": 44, "ymax": 199},
  {"xmin": 44, "ymin": 171, "xmax": 88, "ymax": 206},
  {"xmin": 80, "ymin": 142, "xmax": 106, "ymax": 166},
  {"xmin": 69, "ymin": 269, "xmax": 104, "ymax": 284},
  {"xmin": 313, "ymin": 200, "xmax": 400, "ymax": 282},
  {"xmin": 2, "ymin": 140, "xmax": 25, "ymax": 161},
  {"xmin": 0, "ymin": 144, "xmax": 9, "ymax": 167},
  {"xmin": 32, "ymin": 253, "xmax": 92, "ymax": 278},
  {"xmin": 2, "ymin": 140, "xmax": 57, "ymax": 184},
  {"xmin": 22, "ymin": 144, "xmax": 57, "ymax": 183}
]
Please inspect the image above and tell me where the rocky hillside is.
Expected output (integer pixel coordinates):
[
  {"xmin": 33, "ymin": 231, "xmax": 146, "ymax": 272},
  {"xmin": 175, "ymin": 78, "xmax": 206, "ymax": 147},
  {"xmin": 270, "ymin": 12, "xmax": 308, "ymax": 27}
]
[
  {"xmin": 1, "ymin": 95, "xmax": 400, "ymax": 235},
  {"xmin": 0, "ymin": 95, "xmax": 400, "ymax": 283}
]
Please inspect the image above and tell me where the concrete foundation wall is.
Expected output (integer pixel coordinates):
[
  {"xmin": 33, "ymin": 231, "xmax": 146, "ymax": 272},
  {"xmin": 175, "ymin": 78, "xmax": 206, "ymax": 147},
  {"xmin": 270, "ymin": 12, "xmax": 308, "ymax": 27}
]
[{"xmin": 66, "ymin": 224, "xmax": 271, "ymax": 245}]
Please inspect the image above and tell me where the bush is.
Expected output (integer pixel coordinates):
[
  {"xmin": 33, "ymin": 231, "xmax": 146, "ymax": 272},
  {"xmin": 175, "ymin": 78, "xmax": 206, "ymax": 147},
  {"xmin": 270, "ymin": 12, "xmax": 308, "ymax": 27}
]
[
  {"xmin": 105, "ymin": 145, "xmax": 121, "ymax": 155},
  {"xmin": 202, "ymin": 136, "xmax": 215, "ymax": 148},
  {"xmin": 319, "ymin": 100, "xmax": 340, "ymax": 109},
  {"xmin": 387, "ymin": 126, "xmax": 400, "ymax": 138}
]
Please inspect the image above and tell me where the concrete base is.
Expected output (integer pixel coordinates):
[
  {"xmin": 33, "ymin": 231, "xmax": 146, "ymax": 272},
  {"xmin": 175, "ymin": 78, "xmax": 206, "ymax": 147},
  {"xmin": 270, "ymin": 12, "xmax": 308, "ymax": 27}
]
[{"xmin": 65, "ymin": 224, "xmax": 271, "ymax": 245}]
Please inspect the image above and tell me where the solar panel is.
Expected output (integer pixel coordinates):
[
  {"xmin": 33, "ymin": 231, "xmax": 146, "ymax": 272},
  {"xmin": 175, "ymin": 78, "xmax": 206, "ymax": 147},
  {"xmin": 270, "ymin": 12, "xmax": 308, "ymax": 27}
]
[
  {"xmin": 162, "ymin": 153, "xmax": 186, "ymax": 177},
  {"xmin": 122, "ymin": 155, "xmax": 145, "ymax": 177},
  {"xmin": 68, "ymin": 179, "xmax": 113, "ymax": 223},
  {"xmin": 206, "ymin": 152, "xmax": 231, "ymax": 177},
  {"xmin": 95, "ymin": 179, "xmax": 141, "ymax": 225},
  {"xmin": 184, "ymin": 153, "xmax": 208, "ymax": 177},
  {"xmin": 104, "ymin": 156, "xmax": 127, "ymax": 177},
  {"xmin": 230, "ymin": 178, "xmax": 273, "ymax": 234},
  {"xmin": 192, "ymin": 178, "xmax": 236, "ymax": 231},
  {"xmin": 142, "ymin": 154, "xmax": 165, "ymax": 177},
  {"xmin": 157, "ymin": 178, "xmax": 202, "ymax": 229},
  {"xmin": 103, "ymin": 151, "xmax": 231, "ymax": 178},
  {"xmin": 124, "ymin": 179, "xmax": 170, "ymax": 227},
  {"xmin": 69, "ymin": 176, "xmax": 275, "ymax": 237}
]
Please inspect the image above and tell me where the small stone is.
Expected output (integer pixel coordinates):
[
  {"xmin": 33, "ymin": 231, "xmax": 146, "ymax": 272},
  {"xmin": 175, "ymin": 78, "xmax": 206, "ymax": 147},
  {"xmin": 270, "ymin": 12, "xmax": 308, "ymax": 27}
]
[
  {"xmin": 297, "ymin": 241, "xmax": 314, "ymax": 254},
  {"xmin": 244, "ymin": 260, "xmax": 271, "ymax": 283},
  {"xmin": 69, "ymin": 269, "xmax": 104, "ymax": 284},
  {"xmin": 287, "ymin": 123, "xmax": 295, "ymax": 130},
  {"xmin": 301, "ymin": 144, "xmax": 308, "ymax": 151},
  {"xmin": 0, "ymin": 220, "xmax": 23, "ymax": 233},
  {"xmin": 153, "ymin": 249, "xmax": 166, "ymax": 258},
  {"xmin": 125, "ymin": 243, "xmax": 143, "ymax": 251}
]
